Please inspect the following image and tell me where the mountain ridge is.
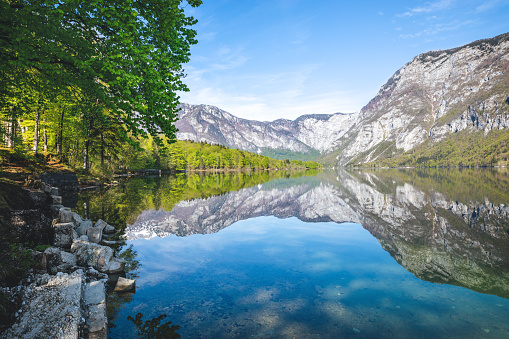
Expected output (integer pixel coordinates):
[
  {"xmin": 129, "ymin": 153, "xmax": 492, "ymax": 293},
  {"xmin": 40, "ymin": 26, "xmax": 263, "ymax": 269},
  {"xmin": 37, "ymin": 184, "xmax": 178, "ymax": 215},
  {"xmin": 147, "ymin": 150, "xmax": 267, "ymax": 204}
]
[{"xmin": 176, "ymin": 32, "xmax": 509, "ymax": 166}]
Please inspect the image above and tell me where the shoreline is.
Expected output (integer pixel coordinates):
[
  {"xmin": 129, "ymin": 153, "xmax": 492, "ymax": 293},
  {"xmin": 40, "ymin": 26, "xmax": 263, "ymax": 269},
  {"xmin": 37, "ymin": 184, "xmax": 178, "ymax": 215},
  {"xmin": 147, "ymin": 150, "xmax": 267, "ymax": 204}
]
[{"xmin": 0, "ymin": 175, "xmax": 134, "ymax": 338}]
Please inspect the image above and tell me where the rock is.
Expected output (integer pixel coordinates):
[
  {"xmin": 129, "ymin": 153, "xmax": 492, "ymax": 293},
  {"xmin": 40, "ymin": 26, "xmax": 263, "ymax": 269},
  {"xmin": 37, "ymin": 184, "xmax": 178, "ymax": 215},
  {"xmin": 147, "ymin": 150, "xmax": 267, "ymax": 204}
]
[
  {"xmin": 106, "ymin": 257, "xmax": 126, "ymax": 274},
  {"xmin": 71, "ymin": 212, "xmax": 83, "ymax": 226},
  {"xmin": 84, "ymin": 280, "xmax": 108, "ymax": 339},
  {"xmin": 51, "ymin": 203, "xmax": 64, "ymax": 217},
  {"xmin": 51, "ymin": 195, "xmax": 62, "ymax": 204},
  {"xmin": 32, "ymin": 251, "xmax": 47, "ymax": 273},
  {"xmin": 71, "ymin": 239, "xmax": 125, "ymax": 273},
  {"xmin": 78, "ymin": 235, "xmax": 89, "ymax": 241},
  {"xmin": 95, "ymin": 219, "xmax": 108, "ymax": 231},
  {"xmin": 53, "ymin": 222, "xmax": 78, "ymax": 249},
  {"xmin": 1, "ymin": 270, "xmax": 84, "ymax": 339},
  {"xmin": 103, "ymin": 223, "xmax": 116, "ymax": 234},
  {"xmin": 28, "ymin": 190, "xmax": 52, "ymax": 208},
  {"xmin": 61, "ymin": 251, "xmax": 77, "ymax": 267},
  {"xmin": 59, "ymin": 207, "xmax": 73, "ymax": 223},
  {"xmin": 76, "ymin": 219, "xmax": 93, "ymax": 237},
  {"xmin": 86, "ymin": 267, "xmax": 108, "ymax": 281},
  {"xmin": 87, "ymin": 226, "xmax": 103, "ymax": 243},
  {"xmin": 44, "ymin": 247, "xmax": 78, "ymax": 274},
  {"xmin": 114, "ymin": 277, "xmax": 136, "ymax": 293},
  {"xmin": 40, "ymin": 172, "xmax": 79, "ymax": 192},
  {"xmin": 50, "ymin": 186, "xmax": 59, "ymax": 196},
  {"xmin": 43, "ymin": 183, "xmax": 52, "ymax": 194}
]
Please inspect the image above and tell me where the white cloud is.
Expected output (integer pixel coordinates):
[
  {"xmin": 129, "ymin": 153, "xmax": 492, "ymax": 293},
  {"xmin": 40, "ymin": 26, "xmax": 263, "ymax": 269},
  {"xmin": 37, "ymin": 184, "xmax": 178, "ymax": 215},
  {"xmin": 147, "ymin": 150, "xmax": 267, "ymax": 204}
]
[
  {"xmin": 180, "ymin": 74, "xmax": 367, "ymax": 122},
  {"xmin": 476, "ymin": 0, "xmax": 505, "ymax": 12},
  {"xmin": 397, "ymin": 0, "xmax": 457, "ymax": 17}
]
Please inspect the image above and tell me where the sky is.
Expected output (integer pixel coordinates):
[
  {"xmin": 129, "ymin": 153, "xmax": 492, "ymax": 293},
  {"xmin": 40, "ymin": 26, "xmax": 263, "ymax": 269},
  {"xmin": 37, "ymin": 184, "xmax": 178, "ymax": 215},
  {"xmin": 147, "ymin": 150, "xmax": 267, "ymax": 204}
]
[{"xmin": 179, "ymin": 0, "xmax": 509, "ymax": 121}]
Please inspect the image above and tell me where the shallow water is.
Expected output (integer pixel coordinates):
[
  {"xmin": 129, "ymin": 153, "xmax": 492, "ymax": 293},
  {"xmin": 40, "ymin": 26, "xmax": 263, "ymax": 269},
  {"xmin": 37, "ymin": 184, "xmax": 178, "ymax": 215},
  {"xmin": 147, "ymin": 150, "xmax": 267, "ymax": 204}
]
[{"xmin": 78, "ymin": 169, "xmax": 509, "ymax": 338}]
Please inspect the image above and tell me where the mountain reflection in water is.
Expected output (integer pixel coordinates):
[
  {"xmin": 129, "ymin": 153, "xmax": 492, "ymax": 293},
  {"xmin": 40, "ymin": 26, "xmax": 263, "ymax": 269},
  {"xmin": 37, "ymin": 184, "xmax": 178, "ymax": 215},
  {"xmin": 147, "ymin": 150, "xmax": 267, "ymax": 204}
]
[{"xmin": 120, "ymin": 169, "xmax": 509, "ymax": 299}]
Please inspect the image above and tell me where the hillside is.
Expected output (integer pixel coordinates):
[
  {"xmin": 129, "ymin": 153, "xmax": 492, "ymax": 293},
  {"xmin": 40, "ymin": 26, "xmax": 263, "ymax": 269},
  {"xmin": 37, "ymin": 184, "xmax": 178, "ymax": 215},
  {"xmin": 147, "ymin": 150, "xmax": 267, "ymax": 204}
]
[
  {"xmin": 174, "ymin": 103, "xmax": 357, "ymax": 160},
  {"xmin": 321, "ymin": 32, "xmax": 509, "ymax": 166}
]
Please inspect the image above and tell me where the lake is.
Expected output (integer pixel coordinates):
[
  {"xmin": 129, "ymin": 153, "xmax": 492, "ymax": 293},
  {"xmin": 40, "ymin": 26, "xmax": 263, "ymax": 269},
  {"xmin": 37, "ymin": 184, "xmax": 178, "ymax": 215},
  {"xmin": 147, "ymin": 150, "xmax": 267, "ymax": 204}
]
[{"xmin": 76, "ymin": 169, "xmax": 509, "ymax": 338}]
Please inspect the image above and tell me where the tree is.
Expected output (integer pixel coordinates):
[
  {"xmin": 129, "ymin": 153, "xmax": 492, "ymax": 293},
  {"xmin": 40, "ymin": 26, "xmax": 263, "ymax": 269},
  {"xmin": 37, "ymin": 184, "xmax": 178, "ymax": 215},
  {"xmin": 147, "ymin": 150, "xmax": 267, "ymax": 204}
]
[{"xmin": 1, "ymin": 0, "xmax": 202, "ymax": 166}]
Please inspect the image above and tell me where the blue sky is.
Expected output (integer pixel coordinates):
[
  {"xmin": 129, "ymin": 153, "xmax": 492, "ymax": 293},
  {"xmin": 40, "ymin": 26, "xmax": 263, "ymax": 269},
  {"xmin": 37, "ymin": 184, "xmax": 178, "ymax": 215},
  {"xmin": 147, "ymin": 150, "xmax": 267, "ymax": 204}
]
[{"xmin": 180, "ymin": 0, "xmax": 509, "ymax": 121}]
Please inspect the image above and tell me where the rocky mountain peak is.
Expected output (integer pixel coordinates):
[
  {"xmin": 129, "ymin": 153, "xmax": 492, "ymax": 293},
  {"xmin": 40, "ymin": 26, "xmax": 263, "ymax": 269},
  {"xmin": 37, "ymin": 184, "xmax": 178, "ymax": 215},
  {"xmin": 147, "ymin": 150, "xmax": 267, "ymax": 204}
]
[{"xmin": 177, "ymin": 32, "xmax": 509, "ymax": 166}]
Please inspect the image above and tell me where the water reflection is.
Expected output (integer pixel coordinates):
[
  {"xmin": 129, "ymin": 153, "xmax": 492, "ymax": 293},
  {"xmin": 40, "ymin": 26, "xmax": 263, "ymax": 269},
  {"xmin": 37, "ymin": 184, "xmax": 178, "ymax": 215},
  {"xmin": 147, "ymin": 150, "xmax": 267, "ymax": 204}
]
[
  {"xmin": 82, "ymin": 168, "xmax": 509, "ymax": 338},
  {"xmin": 119, "ymin": 168, "xmax": 509, "ymax": 299},
  {"xmin": 127, "ymin": 313, "xmax": 181, "ymax": 339}
]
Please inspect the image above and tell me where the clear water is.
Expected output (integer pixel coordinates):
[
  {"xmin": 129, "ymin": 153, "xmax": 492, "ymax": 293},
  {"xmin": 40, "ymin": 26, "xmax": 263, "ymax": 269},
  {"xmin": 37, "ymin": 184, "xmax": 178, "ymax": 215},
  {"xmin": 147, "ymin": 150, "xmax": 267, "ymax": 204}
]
[{"xmin": 80, "ymin": 169, "xmax": 509, "ymax": 338}]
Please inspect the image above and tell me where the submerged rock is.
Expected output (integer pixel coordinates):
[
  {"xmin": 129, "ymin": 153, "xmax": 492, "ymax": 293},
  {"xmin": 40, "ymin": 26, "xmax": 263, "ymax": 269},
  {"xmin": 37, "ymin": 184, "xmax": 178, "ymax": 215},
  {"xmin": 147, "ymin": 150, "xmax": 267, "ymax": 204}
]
[{"xmin": 114, "ymin": 277, "xmax": 136, "ymax": 293}]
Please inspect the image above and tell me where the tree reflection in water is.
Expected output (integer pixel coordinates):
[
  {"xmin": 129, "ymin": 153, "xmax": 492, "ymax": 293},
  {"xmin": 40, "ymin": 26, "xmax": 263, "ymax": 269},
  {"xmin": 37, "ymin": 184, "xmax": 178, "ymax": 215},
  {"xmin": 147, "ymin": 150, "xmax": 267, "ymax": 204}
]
[{"xmin": 127, "ymin": 313, "xmax": 181, "ymax": 339}]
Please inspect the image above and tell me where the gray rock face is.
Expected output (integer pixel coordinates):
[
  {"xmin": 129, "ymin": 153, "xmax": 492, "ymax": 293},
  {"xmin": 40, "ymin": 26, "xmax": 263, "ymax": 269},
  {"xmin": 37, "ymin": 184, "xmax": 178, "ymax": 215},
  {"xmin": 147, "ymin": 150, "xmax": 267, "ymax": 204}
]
[
  {"xmin": 44, "ymin": 247, "xmax": 78, "ymax": 274},
  {"xmin": 1, "ymin": 270, "xmax": 84, "ymax": 339},
  {"xmin": 331, "ymin": 33, "xmax": 509, "ymax": 165},
  {"xmin": 95, "ymin": 219, "xmax": 108, "ymax": 231},
  {"xmin": 59, "ymin": 207, "xmax": 73, "ymax": 223},
  {"xmin": 175, "ymin": 103, "xmax": 357, "ymax": 157},
  {"xmin": 84, "ymin": 281, "xmax": 107, "ymax": 339},
  {"xmin": 76, "ymin": 219, "xmax": 93, "ymax": 237},
  {"xmin": 177, "ymin": 33, "xmax": 509, "ymax": 165},
  {"xmin": 53, "ymin": 222, "xmax": 78, "ymax": 249},
  {"xmin": 87, "ymin": 226, "xmax": 103, "ymax": 243}
]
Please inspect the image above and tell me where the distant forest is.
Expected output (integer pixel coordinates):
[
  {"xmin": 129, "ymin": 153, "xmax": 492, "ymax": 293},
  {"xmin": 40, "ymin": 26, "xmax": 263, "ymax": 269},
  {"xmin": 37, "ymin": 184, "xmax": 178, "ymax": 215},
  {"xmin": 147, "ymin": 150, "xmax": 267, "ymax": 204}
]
[{"xmin": 125, "ymin": 139, "xmax": 321, "ymax": 172}]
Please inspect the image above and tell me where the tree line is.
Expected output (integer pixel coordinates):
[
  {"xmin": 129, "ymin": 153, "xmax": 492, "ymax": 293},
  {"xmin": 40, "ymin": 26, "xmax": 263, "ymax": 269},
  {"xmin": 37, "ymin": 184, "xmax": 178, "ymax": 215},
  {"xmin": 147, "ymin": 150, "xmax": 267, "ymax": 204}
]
[
  {"xmin": 0, "ymin": 0, "xmax": 202, "ymax": 171},
  {"xmin": 119, "ymin": 138, "xmax": 321, "ymax": 172}
]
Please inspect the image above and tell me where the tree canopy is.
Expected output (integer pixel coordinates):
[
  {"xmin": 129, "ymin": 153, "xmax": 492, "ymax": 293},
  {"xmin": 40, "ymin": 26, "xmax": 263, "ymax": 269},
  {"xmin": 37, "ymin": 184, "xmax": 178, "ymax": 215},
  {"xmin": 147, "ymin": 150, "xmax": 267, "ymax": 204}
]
[{"xmin": 0, "ymin": 0, "xmax": 202, "ymax": 170}]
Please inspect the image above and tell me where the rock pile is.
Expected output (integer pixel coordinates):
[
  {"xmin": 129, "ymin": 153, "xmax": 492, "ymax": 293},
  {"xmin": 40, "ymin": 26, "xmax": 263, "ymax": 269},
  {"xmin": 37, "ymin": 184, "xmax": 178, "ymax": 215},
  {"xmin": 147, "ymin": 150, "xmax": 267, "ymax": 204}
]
[{"xmin": 1, "ymin": 182, "xmax": 134, "ymax": 339}]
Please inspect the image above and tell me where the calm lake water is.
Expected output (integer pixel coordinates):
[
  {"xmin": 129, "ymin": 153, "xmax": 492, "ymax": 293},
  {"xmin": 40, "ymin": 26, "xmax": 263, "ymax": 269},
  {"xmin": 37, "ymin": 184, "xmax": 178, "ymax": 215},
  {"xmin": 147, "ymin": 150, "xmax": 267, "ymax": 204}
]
[{"xmin": 76, "ymin": 169, "xmax": 509, "ymax": 338}]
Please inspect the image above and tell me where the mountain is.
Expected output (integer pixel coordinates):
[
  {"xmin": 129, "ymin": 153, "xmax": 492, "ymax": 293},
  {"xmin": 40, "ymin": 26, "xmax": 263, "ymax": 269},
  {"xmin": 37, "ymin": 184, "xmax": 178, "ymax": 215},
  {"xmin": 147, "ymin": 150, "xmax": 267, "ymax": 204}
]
[
  {"xmin": 175, "ymin": 103, "xmax": 358, "ymax": 160},
  {"xmin": 176, "ymin": 32, "xmax": 509, "ymax": 166},
  {"xmin": 324, "ymin": 32, "xmax": 509, "ymax": 166}
]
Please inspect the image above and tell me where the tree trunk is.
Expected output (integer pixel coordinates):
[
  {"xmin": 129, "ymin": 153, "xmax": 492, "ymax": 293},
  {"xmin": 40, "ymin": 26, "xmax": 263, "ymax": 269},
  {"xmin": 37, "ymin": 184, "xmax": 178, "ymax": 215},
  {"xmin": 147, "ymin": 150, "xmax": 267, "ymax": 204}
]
[
  {"xmin": 33, "ymin": 108, "xmax": 40, "ymax": 155},
  {"xmin": 58, "ymin": 109, "xmax": 64, "ymax": 162},
  {"xmin": 83, "ymin": 119, "xmax": 91, "ymax": 171},
  {"xmin": 100, "ymin": 131, "xmax": 104, "ymax": 171},
  {"xmin": 43, "ymin": 114, "xmax": 48, "ymax": 152},
  {"xmin": 7, "ymin": 107, "xmax": 16, "ymax": 149},
  {"xmin": 73, "ymin": 139, "xmax": 79, "ymax": 165}
]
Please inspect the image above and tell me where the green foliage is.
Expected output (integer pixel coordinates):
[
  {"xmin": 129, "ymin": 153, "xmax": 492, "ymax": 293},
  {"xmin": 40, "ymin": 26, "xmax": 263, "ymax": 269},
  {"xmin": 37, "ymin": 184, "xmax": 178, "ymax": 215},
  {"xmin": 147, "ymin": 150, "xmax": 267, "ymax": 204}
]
[
  {"xmin": 113, "ymin": 139, "xmax": 322, "ymax": 172},
  {"xmin": 118, "ymin": 244, "xmax": 141, "ymax": 280},
  {"xmin": 0, "ymin": 242, "xmax": 33, "ymax": 286},
  {"xmin": 0, "ymin": 0, "xmax": 202, "ymax": 171},
  {"xmin": 260, "ymin": 147, "xmax": 321, "ymax": 161},
  {"xmin": 363, "ymin": 129, "xmax": 509, "ymax": 168},
  {"xmin": 76, "ymin": 170, "xmax": 317, "ymax": 228}
]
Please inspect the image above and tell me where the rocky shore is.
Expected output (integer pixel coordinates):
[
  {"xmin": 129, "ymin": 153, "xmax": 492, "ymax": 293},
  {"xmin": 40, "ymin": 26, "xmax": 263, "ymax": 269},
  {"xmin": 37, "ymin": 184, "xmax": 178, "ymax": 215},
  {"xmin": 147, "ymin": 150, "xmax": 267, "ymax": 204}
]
[{"xmin": 0, "ymin": 174, "xmax": 134, "ymax": 339}]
